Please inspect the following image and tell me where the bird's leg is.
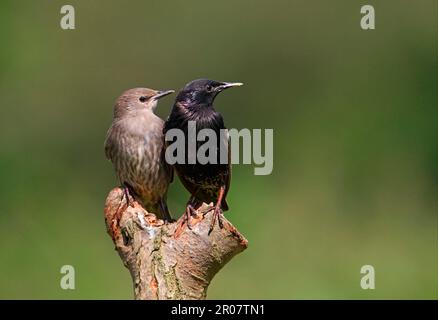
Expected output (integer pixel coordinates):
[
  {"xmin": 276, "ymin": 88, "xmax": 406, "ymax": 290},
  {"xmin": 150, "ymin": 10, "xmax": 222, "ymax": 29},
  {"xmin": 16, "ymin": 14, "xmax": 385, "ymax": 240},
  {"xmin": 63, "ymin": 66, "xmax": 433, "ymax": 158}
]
[
  {"xmin": 174, "ymin": 197, "xmax": 198, "ymax": 237},
  {"xmin": 159, "ymin": 199, "xmax": 174, "ymax": 223},
  {"xmin": 185, "ymin": 204, "xmax": 197, "ymax": 230},
  {"xmin": 184, "ymin": 196, "xmax": 200, "ymax": 229},
  {"xmin": 123, "ymin": 185, "xmax": 133, "ymax": 207},
  {"xmin": 208, "ymin": 186, "xmax": 225, "ymax": 235}
]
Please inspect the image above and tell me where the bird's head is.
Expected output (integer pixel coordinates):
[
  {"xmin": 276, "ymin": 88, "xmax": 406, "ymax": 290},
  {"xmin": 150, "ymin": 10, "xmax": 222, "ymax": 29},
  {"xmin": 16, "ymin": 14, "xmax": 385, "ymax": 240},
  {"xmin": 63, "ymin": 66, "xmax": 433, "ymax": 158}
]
[
  {"xmin": 176, "ymin": 79, "xmax": 243, "ymax": 108},
  {"xmin": 114, "ymin": 87, "xmax": 174, "ymax": 118}
]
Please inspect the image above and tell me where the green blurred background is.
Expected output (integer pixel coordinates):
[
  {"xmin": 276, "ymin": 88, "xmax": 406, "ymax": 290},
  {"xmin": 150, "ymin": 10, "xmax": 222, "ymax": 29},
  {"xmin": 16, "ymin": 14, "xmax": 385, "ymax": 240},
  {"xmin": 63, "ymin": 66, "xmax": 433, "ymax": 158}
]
[{"xmin": 0, "ymin": 0, "xmax": 436, "ymax": 299}]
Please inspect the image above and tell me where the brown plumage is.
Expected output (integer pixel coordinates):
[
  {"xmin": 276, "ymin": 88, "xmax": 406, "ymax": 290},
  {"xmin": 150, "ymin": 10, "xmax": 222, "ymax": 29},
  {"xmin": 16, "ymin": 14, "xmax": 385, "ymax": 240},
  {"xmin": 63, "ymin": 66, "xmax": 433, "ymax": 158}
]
[{"xmin": 105, "ymin": 88, "xmax": 174, "ymax": 221}]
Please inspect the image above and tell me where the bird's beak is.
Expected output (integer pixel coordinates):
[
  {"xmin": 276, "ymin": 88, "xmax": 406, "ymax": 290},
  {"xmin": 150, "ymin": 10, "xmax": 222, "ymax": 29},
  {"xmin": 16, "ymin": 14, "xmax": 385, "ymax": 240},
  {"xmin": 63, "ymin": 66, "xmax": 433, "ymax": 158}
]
[
  {"xmin": 153, "ymin": 90, "xmax": 175, "ymax": 100},
  {"xmin": 217, "ymin": 82, "xmax": 244, "ymax": 91}
]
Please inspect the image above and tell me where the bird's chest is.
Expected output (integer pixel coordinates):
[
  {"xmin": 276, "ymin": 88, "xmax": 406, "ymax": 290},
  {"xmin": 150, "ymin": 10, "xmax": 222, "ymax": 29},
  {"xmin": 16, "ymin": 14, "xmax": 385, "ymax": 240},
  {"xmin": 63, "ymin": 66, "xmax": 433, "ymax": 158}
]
[{"xmin": 122, "ymin": 136, "xmax": 162, "ymax": 177}]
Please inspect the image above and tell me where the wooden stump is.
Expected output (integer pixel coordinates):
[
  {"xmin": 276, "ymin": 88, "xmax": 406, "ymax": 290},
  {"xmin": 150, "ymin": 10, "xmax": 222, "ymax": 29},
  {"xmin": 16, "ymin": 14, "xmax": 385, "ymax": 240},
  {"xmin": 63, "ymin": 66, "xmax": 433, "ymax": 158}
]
[{"xmin": 104, "ymin": 187, "xmax": 248, "ymax": 300}]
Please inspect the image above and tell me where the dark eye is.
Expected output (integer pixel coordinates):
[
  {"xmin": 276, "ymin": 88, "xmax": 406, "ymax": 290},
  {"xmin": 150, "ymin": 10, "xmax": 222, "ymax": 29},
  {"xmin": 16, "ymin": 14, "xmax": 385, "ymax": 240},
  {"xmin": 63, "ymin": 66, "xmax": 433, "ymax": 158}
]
[
  {"xmin": 139, "ymin": 96, "xmax": 148, "ymax": 102},
  {"xmin": 206, "ymin": 84, "xmax": 213, "ymax": 92}
]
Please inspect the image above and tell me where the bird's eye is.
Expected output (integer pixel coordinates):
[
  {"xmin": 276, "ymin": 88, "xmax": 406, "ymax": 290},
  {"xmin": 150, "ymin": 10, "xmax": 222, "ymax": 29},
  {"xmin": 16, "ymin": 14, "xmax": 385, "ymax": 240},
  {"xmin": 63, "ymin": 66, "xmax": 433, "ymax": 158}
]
[
  {"xmin": 206, "ymin": 84, "xmax": 213, "ymax": 92},
  {"xmin": 139, "ymin": 96, "xmax": 148, "ymax": 103}
]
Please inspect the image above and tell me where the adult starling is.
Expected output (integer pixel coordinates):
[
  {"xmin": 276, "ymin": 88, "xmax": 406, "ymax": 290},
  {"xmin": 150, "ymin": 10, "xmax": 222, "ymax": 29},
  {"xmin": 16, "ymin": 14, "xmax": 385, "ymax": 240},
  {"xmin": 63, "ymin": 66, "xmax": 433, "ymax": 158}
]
[
  {"xmin": 163, "ymin": 79, "xmax": 243, "ymax": 233},
  {"xmin": 105, "ymin": 88, "xmax": 174, "ymax": 223}
]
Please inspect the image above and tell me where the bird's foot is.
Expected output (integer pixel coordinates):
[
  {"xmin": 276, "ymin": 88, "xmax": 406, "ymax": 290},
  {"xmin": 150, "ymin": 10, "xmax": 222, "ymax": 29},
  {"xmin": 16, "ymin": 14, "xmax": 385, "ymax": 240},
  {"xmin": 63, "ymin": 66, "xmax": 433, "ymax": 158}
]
[
  {"xmin": 208, "ymin": 206, "xmax": 224, "ymax": 235},
  {"xmin": 200, "ymin": 204, "xmax": 214, "ymax": 217},
  {"xmin": 123, "ymin": 185, "xmax": 135, "ymax": 208},
  {"xmin": 164, "ymin": 218, "xmax": 176, "ymax": 224},
  {"xmin": 173, "ymin": 205, "xmax": 197, "ymax": 238},
  {"xmin": 201, "ymin": 203, "xmax": 225, "ymax": 235}
]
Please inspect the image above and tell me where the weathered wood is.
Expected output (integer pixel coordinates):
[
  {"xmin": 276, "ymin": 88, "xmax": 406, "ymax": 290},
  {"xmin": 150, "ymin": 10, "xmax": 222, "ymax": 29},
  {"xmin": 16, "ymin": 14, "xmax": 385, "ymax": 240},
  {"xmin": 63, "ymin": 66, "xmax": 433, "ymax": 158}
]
[{"xmin": 104, "ymin": 187, "xmax": 248, "ymax": 300}]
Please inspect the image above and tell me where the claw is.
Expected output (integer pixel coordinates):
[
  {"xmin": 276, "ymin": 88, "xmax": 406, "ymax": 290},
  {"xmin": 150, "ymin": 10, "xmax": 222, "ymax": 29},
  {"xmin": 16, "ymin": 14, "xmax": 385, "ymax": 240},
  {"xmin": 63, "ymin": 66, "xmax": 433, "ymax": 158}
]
[
  {"xmin": 173, "ymin": 205, "xmax": 197, "ymax": 238},
  {"xmin": 208, "ymin": 206, "xmax": 224, "ymax": 235},
  {"xmin": 200, "ymin": 204, "xmax": 214, "ymax": 217}
]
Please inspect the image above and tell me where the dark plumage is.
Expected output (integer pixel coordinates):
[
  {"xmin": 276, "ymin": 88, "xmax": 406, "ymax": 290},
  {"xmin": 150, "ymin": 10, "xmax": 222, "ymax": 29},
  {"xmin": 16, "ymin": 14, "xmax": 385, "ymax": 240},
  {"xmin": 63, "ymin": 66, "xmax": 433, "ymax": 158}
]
[
  {"xmin": 105, "ymin": 88, "xmax": 174, "ymax": 222},
  {"xmin": 164, "ymin": 79, "xmax": 243, "ymax": 233}
]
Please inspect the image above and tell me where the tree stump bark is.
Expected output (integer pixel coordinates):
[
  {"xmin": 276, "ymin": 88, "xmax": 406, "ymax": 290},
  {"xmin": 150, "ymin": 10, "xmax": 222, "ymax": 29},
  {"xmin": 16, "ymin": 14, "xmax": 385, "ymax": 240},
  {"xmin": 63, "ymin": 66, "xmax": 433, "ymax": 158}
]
[{"xmin": 104, "ymin": 187, "xmax": 248, "ymax": 300}]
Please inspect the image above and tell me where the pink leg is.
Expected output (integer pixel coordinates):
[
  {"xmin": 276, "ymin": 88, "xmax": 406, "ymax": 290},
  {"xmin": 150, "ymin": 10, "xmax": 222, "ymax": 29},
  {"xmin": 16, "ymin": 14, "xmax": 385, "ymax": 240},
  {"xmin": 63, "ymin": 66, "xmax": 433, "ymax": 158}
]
[{"xmin": 208, "ymin": 186, "xmax": 225, "ymax": 234}]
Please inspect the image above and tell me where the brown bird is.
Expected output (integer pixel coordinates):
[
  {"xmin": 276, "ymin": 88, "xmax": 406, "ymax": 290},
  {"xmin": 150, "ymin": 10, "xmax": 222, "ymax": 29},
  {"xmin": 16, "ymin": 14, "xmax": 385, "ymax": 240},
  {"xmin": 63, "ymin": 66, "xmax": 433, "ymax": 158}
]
[{"xmin": 105, "ymin": 88, "xmax": 174, "ymax": 224}]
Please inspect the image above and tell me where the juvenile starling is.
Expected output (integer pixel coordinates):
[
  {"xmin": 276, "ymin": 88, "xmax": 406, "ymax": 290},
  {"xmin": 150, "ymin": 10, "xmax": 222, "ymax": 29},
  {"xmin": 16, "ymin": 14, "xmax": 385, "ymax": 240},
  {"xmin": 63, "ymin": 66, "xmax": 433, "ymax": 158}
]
[
  {"xmin": 105, "ymin": 88, "xmax": 174, "ymax": 223},
  {"xmin": 163, "ymin": 79, "xmax": 243, "ymax": 233}
]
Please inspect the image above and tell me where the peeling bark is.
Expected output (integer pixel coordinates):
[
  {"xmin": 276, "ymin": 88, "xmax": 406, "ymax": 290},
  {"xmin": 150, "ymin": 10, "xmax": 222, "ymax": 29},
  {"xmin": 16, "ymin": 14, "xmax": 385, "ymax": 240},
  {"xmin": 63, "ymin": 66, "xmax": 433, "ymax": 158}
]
[{"xmin": 104, "ymin": 187, "xmax": 248, "ymax": 300}]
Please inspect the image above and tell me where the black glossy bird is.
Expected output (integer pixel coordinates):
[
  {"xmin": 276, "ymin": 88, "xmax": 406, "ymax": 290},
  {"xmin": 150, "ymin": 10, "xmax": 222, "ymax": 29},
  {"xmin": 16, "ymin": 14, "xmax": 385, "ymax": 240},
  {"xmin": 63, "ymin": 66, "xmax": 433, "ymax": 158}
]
[{"xmin": 163, "ymin": 79, "xmax": 243, "ymax": 233}]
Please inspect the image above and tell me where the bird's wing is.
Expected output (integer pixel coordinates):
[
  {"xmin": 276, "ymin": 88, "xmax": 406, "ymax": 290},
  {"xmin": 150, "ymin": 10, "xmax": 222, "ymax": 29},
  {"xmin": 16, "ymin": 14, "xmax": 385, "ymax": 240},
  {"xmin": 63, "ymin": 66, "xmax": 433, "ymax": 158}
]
[
  {"xmin": 214, "ymin": 115, "xmax": 231, "ymax": 194},
  {"xmin": 162, "ymin": 140, "xmax": 174, "ymax": 184},
  {"xmin": 210, "ymin": 113, "xmax": 232, "ymax": 208},
  {"xmin": 223, "ymin": 130, "xmax": 232, "ymax": 204},
  {"xmin": 161, "ymin": 121, "xmax": 174, "ymax": 184},
  {"xmin": 104, "ymin": 127, "xmax": 115, "ymax": 161}
]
